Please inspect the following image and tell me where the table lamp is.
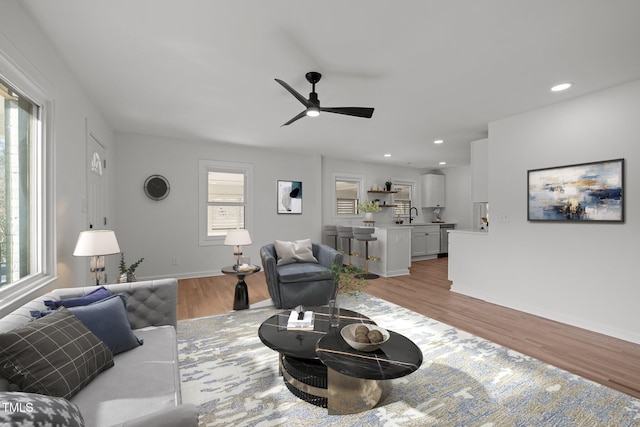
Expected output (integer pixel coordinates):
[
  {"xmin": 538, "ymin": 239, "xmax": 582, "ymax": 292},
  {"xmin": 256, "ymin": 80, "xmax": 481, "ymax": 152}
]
[
  {"xmin": 224, "ymin": 229, "xmax": 252, "ymax": 269},
  {"xmin": 73, "ymin": 229, "xmax": 121, "ymax": 285}
]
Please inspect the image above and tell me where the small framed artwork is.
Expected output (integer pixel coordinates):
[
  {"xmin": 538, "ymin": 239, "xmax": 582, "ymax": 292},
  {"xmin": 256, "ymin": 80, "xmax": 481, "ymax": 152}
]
[
  {"xmin": 278, "ymin": 180, "xmax": 302, "ymax": 214},
  {"xmin": 527, "ymin": 158, "xmax": 624, "ymax": 222}
]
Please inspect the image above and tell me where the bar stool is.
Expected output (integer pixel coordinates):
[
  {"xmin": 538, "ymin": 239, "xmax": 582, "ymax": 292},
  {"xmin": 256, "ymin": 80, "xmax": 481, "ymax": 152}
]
[
  {"xmin": 336, "ymin": 226, "xmax": 356, "ymax": 265},
  {"xmin": 324, "ymin": 225, "xmax": 338, "ymax": 250},
  {"xmin": 353, "ymin": 227, "xmax": 380, "ymax": 279}
]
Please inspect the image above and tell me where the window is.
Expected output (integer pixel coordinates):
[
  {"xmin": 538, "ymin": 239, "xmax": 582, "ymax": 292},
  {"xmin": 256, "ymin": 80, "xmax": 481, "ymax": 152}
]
[
  {"xmin": 333, "ymin": 174, "xmax": 364, "ymax": 216},
  {"xmin": 393, "ymin": 182, "xmax": 414, "ymax": 216},
  {"xmin": 199, "ymin": 160, "xmax": 253, "ymax": 245},
  {"xmin": 336, "ymin": 180, "xmax": 359, "ymax": 215},
  {"xmin": 0, "ymin": 75, "xmax": 50, "ymax": 295}
]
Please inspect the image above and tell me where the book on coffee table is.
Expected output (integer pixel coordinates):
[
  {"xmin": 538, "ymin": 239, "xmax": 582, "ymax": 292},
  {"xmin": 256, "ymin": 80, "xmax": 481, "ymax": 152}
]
[{"xmin": 287, "ymin": 310, "xmax": 314, "ymax": 330}]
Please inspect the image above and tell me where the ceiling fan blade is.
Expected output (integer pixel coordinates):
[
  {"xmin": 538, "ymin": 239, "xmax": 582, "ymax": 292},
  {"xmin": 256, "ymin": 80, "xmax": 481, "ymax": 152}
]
[
  {"xmin": 281, "ymin": 110, "xmax": 307, "ymax": 126},
  {"xmin": 275, "ymin": 79, "xmax": 311, "ymax": 107},
  {"xmin": 320, "ymin": 107, "xmax": 374, "ymax": 118}
]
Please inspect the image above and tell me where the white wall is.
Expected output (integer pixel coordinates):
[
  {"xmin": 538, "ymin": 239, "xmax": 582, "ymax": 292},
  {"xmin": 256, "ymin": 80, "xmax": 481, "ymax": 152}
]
[
  {"xmin": 113, "ymin": 133, "xmax": 323, "ymax": 279},
  {"xmin": 485, "ymin": 80, "xmax": 640, "ymax": 343},
  {"xmin": 443, "ymin": 166, "xmax": 472, "ymax": 229},
  {"xmin": 0, "ymin": 1, "xmax": 116, "ymax": 311}
]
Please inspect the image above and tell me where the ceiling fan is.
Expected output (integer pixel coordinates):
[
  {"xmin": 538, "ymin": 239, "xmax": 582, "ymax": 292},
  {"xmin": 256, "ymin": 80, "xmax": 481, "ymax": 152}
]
[{"xmin": 275, "ymin": 71, "xmax": 375, "ymax": 126}]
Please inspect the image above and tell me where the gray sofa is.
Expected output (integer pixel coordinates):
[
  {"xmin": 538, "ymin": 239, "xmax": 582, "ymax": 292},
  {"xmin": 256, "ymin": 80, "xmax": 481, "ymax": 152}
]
[
  {"xmin": 260, "ymin": 242, "xmax": 343, "ymax": 309},
  {"xmin": 0, "ymin": 279, "xmax": 199, "ymax": 427}
]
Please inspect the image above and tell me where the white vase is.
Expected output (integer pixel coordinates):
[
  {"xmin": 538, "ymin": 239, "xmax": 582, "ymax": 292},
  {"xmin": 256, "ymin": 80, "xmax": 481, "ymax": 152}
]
[{"xmin": 365, "ymin": 212, "xmax": 373, "ymax": 221}]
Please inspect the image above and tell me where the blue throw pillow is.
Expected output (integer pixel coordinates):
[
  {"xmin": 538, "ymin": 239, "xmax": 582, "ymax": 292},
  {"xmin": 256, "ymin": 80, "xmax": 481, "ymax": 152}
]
[
  {"xmin": 68, "ymin": 294, "xmax": 143, "ymax": 355},
  {"xmin": 44, "ymin": 286, "xmax": 112, "ymax": 309}
]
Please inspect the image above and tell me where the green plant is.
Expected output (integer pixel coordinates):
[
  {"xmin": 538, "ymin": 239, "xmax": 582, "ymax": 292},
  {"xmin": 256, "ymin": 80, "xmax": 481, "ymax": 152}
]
[
  {"xmin": 357, "ymin": 200, "xmax": 382, "ymax": 213},
  {"xmin": 119, "ymin": 253, "xmax": 145, "ymax": 275},
  {"xmin": 330, "ymin": 261, "xmax": 368, "ymax": 296},
  {"xmin": 385, "ymin": 180, "xmax": 392, "ymax": 187}
]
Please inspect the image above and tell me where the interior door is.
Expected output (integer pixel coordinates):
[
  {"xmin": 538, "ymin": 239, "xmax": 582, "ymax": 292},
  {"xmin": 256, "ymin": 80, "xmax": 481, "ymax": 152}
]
[{"xmin": 87, "ymin": 132, "xmax": 107, "ymax": 230}]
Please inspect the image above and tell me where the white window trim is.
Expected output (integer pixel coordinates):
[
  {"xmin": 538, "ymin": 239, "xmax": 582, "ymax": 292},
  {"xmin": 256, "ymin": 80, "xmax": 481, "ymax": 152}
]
[
  {"xmin": 198, "ymin": 159, "xmax": 254, "ymax": 246},
  {"xmin": 332, "ymin": 172, "xmax": 365, "ymax": 219},
  {"xmin": 0, "ymin": 52, "xmax": 56, "ymax": 312}
]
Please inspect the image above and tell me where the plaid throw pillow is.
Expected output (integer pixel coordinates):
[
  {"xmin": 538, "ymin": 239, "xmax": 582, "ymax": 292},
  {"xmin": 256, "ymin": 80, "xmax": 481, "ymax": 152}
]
[
  {"xmin": 0, "ymin": 308, "xmax": 114, "ymax": 399},
  {"xmin": 0, "ymin": 392, "xmax": 85, "ymax": 426}
]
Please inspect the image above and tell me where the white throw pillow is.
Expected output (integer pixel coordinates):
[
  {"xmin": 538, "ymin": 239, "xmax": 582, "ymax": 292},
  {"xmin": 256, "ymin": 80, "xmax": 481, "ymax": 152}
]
[{"xmin": 274, "ymin": 239, "xmax": 319, "ymax": 266}]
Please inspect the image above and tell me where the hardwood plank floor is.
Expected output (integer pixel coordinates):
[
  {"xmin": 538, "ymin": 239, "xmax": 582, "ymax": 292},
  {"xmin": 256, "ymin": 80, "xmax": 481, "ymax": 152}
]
[{"xmin": 177, "ymin": 258, "xmax": 640, "ymax": 400}]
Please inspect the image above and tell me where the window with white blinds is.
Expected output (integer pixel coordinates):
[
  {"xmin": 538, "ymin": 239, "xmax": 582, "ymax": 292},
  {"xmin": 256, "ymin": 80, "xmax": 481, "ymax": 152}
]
[
  {"xmin": 394, "ymin": 184, "xmax": 413, "ymax": 216},
  {"xmin": 335, "ymin": 179, "xmax": 361, "ymax": 215},
  {"xmin": 207, "ymin": 171, "xmax": 245, "ymax": 236},
  {"xmin": 199, "ymin": 160, "xmax": 253, "ymax": 245}
]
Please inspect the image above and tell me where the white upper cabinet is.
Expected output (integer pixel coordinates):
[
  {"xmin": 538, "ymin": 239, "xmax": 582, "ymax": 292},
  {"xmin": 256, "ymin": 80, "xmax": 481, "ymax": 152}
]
[{"xmin": 421, "ymin": 174, "xmax": 445, "ymax": 207}]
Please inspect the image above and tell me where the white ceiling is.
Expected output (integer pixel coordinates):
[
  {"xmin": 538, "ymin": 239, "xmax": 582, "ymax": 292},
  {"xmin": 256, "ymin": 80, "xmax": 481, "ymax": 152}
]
[{"xmin": 20, "ymin": 0, "xmax": 640, "ymax": 169}]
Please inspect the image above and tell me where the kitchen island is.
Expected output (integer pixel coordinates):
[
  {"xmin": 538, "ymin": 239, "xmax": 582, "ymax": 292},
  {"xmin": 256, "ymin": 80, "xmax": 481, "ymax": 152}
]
[{"xmin": 343, "ymin": 225, "xmax": 411, "ymax": 277}]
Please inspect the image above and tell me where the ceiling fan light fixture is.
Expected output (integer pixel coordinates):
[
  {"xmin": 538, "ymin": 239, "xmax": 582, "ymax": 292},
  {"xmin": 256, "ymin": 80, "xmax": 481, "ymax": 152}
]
[
  {"xmin": 275, "ymin": 72, "xmax": 374, "ymax": 126},
  {"xmin": 551, "ymin": 82, "xmax": 573, "ymax": 92}
]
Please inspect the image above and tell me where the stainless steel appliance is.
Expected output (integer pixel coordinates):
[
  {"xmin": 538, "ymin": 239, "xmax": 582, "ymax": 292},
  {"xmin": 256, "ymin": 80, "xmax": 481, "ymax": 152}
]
[{"xmin": 439, "ymin": 224, "xmax": 455, "ymax": 254}]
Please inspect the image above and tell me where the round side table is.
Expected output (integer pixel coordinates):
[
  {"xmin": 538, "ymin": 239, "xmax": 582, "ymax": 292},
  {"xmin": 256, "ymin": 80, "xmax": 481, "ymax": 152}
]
[{"xmin": 221, "ymin": 265, "xmax": 261, "ymax": 310}]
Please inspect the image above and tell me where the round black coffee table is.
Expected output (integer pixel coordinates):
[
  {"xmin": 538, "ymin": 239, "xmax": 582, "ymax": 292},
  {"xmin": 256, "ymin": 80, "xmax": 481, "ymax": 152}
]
[
  {"xmin": 316, "ymin": 327, "xmax": 422, "ymax": 414},
  {"xmin": 258, "ymin": 307, "xmax": 422, "ymax": 414}
]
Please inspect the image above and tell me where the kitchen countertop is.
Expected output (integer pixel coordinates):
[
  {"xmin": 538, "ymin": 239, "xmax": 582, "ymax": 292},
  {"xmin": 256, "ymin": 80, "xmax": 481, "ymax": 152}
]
[
  {"xmin": 352, "ymin": 223, "xmax": 457, "ymax": 229},
  {"xmin": 397, "ymin": 222, "xmax": 457, "ymax": 226},
  {"xmin": 370, "ymin": 224, "xmax": 412, "ymax": 229}
]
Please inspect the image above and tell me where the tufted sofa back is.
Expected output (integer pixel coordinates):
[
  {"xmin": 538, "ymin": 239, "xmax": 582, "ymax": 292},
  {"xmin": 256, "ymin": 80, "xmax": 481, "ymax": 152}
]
[{"xmin": 0, "ymin": 278, "xmax": 178, "ymax": 333}]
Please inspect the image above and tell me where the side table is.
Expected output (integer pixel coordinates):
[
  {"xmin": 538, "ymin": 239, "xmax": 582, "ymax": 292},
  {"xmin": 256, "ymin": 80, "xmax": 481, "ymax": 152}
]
[{"xmin": 221, "ymin": 265, "xmax": 261, "ymax": 310}]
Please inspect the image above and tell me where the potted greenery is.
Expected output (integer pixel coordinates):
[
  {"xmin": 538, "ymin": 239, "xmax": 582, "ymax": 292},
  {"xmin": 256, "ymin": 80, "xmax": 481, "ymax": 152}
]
[
  {"xmin": 357, "ymin": 200, "xmax": 382, "ymax": 222},
  {"xmin": 385, "ymin": 180, "xmax": 392, "ymax": 191},
  {"xmin": 330, "ymin": 262, "xmax": 368, "ymax": 295},
  {"xmin": 328, "ymin": 261, "xmax": 368, "ymax": 326},
  {"xmin": 118, "ymin": 253, "xmax": 145, "ymax": 283}
]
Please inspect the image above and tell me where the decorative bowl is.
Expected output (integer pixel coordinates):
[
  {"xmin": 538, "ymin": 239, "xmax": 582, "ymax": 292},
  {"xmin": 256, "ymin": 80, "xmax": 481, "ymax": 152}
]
[{"xmin": 340, "ymin": 323, "xmax": 390, "ymax": 352}]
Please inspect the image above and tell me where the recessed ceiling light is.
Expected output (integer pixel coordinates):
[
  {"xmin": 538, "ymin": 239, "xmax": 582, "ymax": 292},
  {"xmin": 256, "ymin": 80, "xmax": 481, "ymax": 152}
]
[
  {"xmin": 434, "ymin": 139, "xmax": 444, "ymax": 144},
  {"xmin": 383, "ymin": 153, "xmax": 391, "ymax": 157},
  {"xmin": 551, "ymin": 82, "xmax": 573, "ymax": 92},
  {"xmin": 439, "ymin": 161, "xmax": 447, "ymax": 165}
]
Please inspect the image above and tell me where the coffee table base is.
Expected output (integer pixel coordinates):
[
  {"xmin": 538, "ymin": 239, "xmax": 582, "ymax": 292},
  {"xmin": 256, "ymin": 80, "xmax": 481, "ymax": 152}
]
[
  {"xmin": 281, "ymin": 356, "xmax": 328, "ymax": 408},
  {"xmin": 327, "ymin": 368, "xmax": 389, "ymax": 415},
  {"xmin": 280, "ymin": 355, "xmax": 389, "ymax": 414}
]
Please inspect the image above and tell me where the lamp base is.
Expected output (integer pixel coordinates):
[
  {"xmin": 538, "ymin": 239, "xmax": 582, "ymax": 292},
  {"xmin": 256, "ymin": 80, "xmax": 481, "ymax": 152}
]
[{"xmin": 89, "ymin": 255, "xmax": 106, "ymax": 285}]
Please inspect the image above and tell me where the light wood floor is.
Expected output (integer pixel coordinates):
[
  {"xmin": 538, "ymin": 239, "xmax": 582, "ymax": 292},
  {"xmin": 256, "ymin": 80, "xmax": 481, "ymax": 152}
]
[{"xmin": 177, "ymin": 258, "xmax": 640, "ymax": 400}]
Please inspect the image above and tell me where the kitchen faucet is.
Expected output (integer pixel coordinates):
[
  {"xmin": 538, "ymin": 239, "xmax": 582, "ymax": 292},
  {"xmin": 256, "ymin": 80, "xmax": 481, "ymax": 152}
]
[{"xmin": 409, "ymin": 207, "xmax": 418, "ymax": 223}]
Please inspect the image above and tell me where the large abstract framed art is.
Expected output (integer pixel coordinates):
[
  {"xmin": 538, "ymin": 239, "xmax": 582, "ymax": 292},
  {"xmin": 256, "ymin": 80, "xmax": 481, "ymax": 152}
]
[
  {"xmin": 277, "ymin": 180, "xmax": 302, "ymax": 214},
  {"xmin": 527, "ymin": 159, "xmax": 624, "ymax": 222}
]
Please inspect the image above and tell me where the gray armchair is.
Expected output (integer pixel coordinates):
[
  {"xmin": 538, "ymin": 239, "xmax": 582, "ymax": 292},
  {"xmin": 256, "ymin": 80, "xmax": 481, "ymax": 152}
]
[{"xmin": 260, "ymin": 243, "xmax": 343, "ymax": 309}]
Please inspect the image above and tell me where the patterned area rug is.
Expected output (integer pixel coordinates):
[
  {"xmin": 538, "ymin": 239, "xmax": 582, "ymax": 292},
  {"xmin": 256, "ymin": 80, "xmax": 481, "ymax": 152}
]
[{"xmin": 177, "ymin": 293, "xmax": 640, "ymax": 426}]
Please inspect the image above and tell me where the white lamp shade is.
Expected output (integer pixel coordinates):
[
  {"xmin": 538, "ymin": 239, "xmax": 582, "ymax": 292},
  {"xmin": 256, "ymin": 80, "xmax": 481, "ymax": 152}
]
[
  {"xmin": 224, "ymin": 229, "xmax": 252, "ymax": 246},
  {"xmin": 73, "ymin": 230, "xmax": 121, "ymax": 256}
]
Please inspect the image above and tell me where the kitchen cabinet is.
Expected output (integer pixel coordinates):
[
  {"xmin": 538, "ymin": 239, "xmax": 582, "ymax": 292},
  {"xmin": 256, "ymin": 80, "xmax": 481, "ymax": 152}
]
[
  {"xmin": 410, "ymin": 225, "xmax": 440, "ymax": 257},
  {"xmin": 421, "ymin": 174, "xmax": 445, "ymax": 207},
  {"xmin": 358, "ymin": 226, "xmax": 410, "ymax": 277}
]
